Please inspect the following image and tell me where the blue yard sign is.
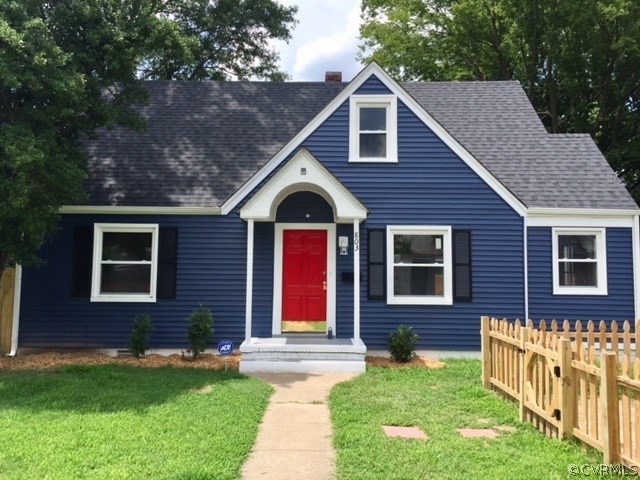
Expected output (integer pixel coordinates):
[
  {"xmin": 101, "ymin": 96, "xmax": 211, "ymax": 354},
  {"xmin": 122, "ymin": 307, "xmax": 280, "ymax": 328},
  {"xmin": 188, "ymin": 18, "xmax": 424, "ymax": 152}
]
[{"xmin": 218, "ymin": 339, "xmax": 234, "ymax": 356}]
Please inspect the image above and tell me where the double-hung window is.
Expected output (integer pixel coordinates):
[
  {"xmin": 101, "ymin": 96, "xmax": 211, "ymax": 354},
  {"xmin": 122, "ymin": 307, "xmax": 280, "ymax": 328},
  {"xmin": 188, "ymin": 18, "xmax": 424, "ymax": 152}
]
[
  {"xmin": 91, "ymin": 223, "xmax": 159, "ymax": 302},
  {"xmin": 349, "ymin": 95, "xmax": 397, "ymax": 162},
  {"xmin": 552, "ymin": 228, "xmax": 607, "ymax": 295},
  {"xmin": 386, "ymin": 226, "xmax": 453, "ymax": 305}
]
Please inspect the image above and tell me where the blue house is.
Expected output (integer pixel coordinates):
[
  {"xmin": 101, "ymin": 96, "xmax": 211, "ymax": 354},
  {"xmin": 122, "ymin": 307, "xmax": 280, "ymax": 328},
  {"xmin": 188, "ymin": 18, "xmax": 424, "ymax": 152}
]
[{"xmin": 11, "ymin": 63, "xmax": 640, "ymax": 372}]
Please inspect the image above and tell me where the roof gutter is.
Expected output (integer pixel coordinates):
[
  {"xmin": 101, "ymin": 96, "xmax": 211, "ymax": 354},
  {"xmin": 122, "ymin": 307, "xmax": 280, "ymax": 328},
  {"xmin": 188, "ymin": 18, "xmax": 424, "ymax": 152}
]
[
  {"xmin": 7, "ymin": 265, "xmax": 22, "ymax": 357},
  {"xmin": 59, "ymin": 206, "xmax": 222, "ymax": 215}
]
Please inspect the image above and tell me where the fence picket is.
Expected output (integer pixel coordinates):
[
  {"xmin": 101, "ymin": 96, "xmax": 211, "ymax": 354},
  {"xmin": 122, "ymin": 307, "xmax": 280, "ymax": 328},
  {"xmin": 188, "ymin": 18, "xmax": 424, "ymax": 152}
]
[
  {"xmin": 612, "ymin": 321, "xmax": 619, "ymax": 355},
  {"xmin": 599, "ymin": 320, "xmax": 607, "ymax": 352},
  {"xmin": 601, "ymin": 352, "xmax": 620, "ymax": 465},
  {"xmin": 635, "ymin": 358, "xmax": 640, "ymax": 462},
  {"xmin": 621, "ymin": 352, "xmax": 632, "ymax": 460},
  {"xmin": 587, "ymin": 321, "xmax": 595, "ymax": 358}
]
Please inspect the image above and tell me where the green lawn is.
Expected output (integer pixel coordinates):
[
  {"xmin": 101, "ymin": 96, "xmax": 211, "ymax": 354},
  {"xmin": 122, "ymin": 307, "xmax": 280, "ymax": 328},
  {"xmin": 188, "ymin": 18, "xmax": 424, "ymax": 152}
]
[
  {"xmin": 330, "ymin": 359, "xmax": 600, "ymax": 480},
  {"xmin": 0, "ymin": 364, "xmax": 272, "ymax": 480}
]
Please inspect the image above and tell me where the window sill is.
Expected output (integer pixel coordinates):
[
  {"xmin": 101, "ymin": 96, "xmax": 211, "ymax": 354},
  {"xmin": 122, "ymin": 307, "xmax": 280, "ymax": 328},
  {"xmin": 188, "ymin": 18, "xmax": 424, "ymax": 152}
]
[
  {"xmin": 91, "ymin": 295, "xmax": 157, "ymax": 303},
  {"xmin": 552, "ymin": 287, "xmax": 608, "ymax": 296},
  {"xmin": 387, "ymin": 296, "xmax": 453, "ymax": 306},
  {"xmin": 348, "ymin": 157, "xmax": 398, "ymax": 163}
]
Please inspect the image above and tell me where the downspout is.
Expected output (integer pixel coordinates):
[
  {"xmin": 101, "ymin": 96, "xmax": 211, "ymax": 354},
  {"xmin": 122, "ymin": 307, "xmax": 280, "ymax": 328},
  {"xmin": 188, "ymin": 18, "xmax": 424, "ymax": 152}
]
[
  {"xmin": 523, "ymin": 215, "xmax": 529, "ymax": 321},
  {"xmin": 7, "ymin": 265, "xmax": 22, "ymax": 356}
]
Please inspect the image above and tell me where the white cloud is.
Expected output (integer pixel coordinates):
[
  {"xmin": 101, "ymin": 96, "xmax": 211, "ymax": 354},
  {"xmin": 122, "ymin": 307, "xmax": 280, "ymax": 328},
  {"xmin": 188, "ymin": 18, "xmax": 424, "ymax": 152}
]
[
  {"xmin": 274, "ymin": 1, "xmax": 364, "ymax": 81},
  {"xmin": 293, "ymin": 7, "xmax": 361, "ymax": 78}
]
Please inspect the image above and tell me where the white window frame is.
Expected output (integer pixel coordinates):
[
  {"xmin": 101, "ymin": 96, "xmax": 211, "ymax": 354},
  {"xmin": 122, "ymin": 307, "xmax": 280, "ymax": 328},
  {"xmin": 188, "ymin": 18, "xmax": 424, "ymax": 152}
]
[
  {"xmin": 552, "ymin": 227, "xmax": 607, "ymax": 296},
  {"xmin": 386, "ymin": 226, "xmax": 453, "ymax": 305},
  {"xmin": 91, "ymin": 223, "xmax": 159, "ymax": 303},
  {"xmin": 349, "ymin": 94, "xmax": 398, "ymax": 163}
]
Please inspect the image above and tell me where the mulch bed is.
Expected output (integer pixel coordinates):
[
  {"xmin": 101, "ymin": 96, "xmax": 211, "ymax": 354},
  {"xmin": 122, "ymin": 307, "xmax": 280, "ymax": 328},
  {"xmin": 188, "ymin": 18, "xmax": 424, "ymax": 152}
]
[
  {"xmin": 0, "ymin": 351, "xmax": 240, "ymax": 372},
  {"xmin": 0, "ymin": 352, "xmax": 444, "ymax": 372},
  {"xmin": 366, "ymin": 355, "xmax": 445, "ymax": 369}
]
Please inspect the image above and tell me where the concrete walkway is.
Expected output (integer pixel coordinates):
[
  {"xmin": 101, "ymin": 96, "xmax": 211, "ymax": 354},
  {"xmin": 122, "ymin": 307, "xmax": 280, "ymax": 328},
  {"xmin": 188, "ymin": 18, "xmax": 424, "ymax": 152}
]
[{"xmin": 242, "ymin": 373, "xmax": 358, "ymax": 480}]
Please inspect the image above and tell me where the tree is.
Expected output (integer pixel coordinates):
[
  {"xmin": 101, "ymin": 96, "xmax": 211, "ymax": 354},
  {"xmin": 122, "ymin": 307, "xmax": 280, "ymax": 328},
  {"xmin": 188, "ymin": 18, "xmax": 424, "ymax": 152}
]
[
  {"xmin": 142, "ymin": 0, "xmax": 297, "ymax": 81},
  {"xmin": 0, "ymin": 0, "xmax": 296, "ymax": 277},
  {"xmin": 360, "ymin": 0, "xmax": 640, "ymax": 201}
]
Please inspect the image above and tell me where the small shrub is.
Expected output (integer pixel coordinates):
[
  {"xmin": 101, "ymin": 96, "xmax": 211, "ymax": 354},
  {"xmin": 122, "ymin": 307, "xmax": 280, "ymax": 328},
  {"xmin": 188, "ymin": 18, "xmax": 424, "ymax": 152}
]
[
  {"xmin": 129, "ymin": 313, "xmax": 153, "ymax": 358},
  {"xmin": 388, "ymin": 324, "xmax": 419, "ymax": 363},
  {"xmin": 187, "ymin": 307, "xmax": 213, "ymax": 358}
]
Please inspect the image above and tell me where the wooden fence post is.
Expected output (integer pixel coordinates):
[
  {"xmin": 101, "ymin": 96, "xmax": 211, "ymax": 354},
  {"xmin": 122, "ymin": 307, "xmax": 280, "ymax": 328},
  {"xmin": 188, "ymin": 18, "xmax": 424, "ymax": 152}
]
[
  {"xmin": 558, "ymin": 338, "xmax": 575, "ymax": 439},
  {"xmin": 600, "ymin": 351, "xmax": 620, "ymax": 465},
  {"xmin": 481, "ymin": 316, "xmax": 491, "ymax": 389},
  {"xmin": 519, "ymin": 325, "xmax": 532, "ymax": 423}
]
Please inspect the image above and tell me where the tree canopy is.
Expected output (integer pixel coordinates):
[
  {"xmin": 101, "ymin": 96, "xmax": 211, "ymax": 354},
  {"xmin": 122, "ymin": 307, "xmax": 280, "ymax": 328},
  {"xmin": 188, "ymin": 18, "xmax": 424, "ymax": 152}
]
[
  {"xmin": 0, "ymin": 0, "xmax": 296, "ymax": 274},
  {"xmin": 360, "ymin": 0, "xmax": 640, "ymax": 201}
]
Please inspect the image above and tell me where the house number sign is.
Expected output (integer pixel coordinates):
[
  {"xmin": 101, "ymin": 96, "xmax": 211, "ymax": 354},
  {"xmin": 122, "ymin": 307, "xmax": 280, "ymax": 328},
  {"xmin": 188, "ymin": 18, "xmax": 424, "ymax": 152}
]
[{"xmin": 354, "ymin": 232, "xmax": 359, "ymax": 253}]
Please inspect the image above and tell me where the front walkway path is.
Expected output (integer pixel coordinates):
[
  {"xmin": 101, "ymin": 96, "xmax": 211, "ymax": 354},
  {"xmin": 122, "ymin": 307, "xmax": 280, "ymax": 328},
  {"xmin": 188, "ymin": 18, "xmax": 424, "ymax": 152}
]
[{"xmin": 242, "ymin": 373, "xmax": 358, "ymax": 480}]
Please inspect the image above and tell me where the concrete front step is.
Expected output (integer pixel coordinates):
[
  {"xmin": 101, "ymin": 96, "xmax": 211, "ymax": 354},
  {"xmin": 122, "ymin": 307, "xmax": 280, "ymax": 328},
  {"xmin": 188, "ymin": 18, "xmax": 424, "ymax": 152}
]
[{"xmin": 239, "ymin": 337, "xmax": 367, "ymax": 373}]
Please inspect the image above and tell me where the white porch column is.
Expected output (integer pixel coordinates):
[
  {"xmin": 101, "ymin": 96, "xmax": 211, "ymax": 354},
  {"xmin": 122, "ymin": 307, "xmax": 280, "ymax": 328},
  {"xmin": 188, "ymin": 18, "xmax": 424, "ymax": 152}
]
[
  {"xmin": 353, "ymin": 219, "xmax": 361, "ymax": 341},
  {"xmin": 245, "ymin": 219, "xmax": 254, "ymax": 343}
]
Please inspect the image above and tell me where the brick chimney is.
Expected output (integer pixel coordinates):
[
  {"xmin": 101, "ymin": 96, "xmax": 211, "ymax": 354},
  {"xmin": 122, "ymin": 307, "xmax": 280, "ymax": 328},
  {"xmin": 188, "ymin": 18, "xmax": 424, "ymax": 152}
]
[{"xmin": 325, "ymin": 71, "xmax": 342, "ymax": 82}]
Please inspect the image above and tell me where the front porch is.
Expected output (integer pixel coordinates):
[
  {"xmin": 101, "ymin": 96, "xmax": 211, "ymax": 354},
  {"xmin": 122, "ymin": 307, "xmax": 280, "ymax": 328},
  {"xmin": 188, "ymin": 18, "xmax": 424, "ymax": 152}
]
[
  {"xmin": 240, "ymin": 337, "xmax": 367, "ymax": 373},
  {"xmin": 238, "ymin": 149, "xmax": 369, "ymax": 373}
]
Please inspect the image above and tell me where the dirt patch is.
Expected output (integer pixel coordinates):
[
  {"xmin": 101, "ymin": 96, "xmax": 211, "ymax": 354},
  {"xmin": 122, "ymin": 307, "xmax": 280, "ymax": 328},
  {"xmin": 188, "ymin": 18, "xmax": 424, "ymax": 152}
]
[
  {"xmin": 366, "ymin": 355, "xmax": 445, "ymax": 369},
  {"xmin": 0, "ymin": 352, "xmax": 240, "ymax": 372},
  {"xmin": 189, "ymin": 385, "xmax": 214, "ymax": 394}
]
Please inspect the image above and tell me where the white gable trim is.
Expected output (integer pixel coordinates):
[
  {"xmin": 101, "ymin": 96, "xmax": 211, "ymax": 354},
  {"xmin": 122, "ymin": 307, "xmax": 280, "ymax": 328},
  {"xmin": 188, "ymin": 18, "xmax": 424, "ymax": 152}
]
[
  {"xmin": 240, "ymin": 148, "xmax": 367, "ymax": 223},
  {"xmin": 221, "ymin": 62, "xmax": 527, "ymax": 217}
]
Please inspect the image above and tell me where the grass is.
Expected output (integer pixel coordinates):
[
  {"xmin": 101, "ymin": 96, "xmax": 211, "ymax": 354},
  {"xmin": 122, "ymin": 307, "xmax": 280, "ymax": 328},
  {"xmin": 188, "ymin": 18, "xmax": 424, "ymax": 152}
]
[
  {"xmin": 330, "ymin": 359, "xmax": 601, "ymax": 480},
  {"xmin": 0, "ymin": 364, "xmax": 272, "ymax": 480}
]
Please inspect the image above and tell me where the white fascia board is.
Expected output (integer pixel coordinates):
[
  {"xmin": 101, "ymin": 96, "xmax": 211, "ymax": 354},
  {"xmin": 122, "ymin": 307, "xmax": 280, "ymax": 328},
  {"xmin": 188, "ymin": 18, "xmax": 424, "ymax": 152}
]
[
  {"xmin": 527, "ymin": 209, "xmax": 637, "ymax": 228},
  {"xmin": 527, "ymin": 207, "xmax": 640, "ymax": 217},
  {"xmin": 60, "ymin": 206, "xmax": 222, "ymax": 215},
  {"xmin": 221, "ymin": 62, "xmax": 528, "ymax": 217}
]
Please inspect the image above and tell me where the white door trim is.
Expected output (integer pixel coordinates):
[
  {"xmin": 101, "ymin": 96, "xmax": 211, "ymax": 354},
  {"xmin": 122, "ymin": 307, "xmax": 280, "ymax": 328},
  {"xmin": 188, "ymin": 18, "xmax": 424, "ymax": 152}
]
[{"xmin": 273, "ymin": 223, "xmax": 336, "ymax": 336}]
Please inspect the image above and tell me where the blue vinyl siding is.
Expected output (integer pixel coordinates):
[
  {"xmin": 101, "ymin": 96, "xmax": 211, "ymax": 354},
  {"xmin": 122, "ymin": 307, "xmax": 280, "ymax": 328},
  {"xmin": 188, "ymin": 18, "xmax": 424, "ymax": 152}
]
[
  {"xmin": 237, "ymin": 74, "xmax": 526, "ymax": 350},
  {"xmin": 19, "ymin": 215, "xmax": 250, "ymax": 348},
  {"xmin": 528, "ymin": 227, "xmax": 635, "ymax": 322},
  {"xmin": 276, "ymin": 191, "xmax": 333, "ymax": 223},
  {"xmin": 354, "ymin": 75, "xmax": 391, "ymax": 95},
  {"xmin": 336, "ymin": 224, "xmax": 355, "ymax": 339}
]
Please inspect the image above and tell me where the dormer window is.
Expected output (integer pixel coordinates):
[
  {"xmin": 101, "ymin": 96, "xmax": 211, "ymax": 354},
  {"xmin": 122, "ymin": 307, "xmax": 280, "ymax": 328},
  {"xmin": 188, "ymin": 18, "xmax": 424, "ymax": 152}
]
[{"xmin": 349, "ymin": 95, "xmax": 397, "ymax": 163}]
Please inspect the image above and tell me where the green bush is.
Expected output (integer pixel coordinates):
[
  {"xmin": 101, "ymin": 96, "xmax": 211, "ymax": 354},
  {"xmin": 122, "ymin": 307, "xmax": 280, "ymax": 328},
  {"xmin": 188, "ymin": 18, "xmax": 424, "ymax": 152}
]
[
  {"xmin": 388, "ymin": 324, "xmax": 419, "ymax": 363},
  {"xmin": 187, "ymin": 307, "xmax": 213, "ymax": 358},
  {"xmin": 129, "ymin": 313, "xmax": 153, "ymax": 358}
]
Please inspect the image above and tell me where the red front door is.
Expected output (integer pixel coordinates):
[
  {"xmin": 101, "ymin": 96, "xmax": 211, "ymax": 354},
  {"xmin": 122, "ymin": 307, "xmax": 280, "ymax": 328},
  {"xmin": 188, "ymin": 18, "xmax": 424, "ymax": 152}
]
[{"xmin": 282, "ymin": 230, "xmax": 327, "ymax": 322}]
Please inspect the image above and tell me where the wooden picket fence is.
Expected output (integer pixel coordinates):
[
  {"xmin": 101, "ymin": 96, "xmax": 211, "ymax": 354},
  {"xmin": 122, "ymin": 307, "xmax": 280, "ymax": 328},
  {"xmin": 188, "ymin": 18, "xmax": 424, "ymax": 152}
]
[
  {"xmin": 481, "ymin": 316, "xmax": 639, "ymax": 468},
  {"xmin": 0, "ymin": 268, "xmax": 16, "ymax": 354}
]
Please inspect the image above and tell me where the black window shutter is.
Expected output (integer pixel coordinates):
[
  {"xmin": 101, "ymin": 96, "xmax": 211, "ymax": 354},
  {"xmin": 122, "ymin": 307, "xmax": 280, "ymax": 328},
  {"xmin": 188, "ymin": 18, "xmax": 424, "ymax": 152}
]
[
  {"xmin": 368, "ymin": 228, "xmax": 386, "ymax": 300},
  {"xmin": 72, "ymin": 225, "xmax": 94, "ymax": 297},
  {"xmin": 453, "ymin": 229, "xmax": 472, "ymax": 302},
  {"xmin": 157, "ymin": 227, "xmax": 178, "ymax": 299}
]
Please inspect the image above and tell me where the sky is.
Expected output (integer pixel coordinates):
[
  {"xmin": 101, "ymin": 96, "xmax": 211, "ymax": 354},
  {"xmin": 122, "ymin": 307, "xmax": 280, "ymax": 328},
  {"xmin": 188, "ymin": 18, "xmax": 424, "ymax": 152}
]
[{"xmin": 273, "ymin": 0, "xmax": 365, "ymax": 82}]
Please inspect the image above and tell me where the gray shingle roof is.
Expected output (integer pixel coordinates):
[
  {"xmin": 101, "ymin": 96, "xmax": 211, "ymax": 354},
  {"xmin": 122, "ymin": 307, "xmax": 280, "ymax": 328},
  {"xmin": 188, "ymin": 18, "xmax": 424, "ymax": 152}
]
[{"xmin": 83, "ymin": 79, "xmax": 637, "ymax": 210}]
